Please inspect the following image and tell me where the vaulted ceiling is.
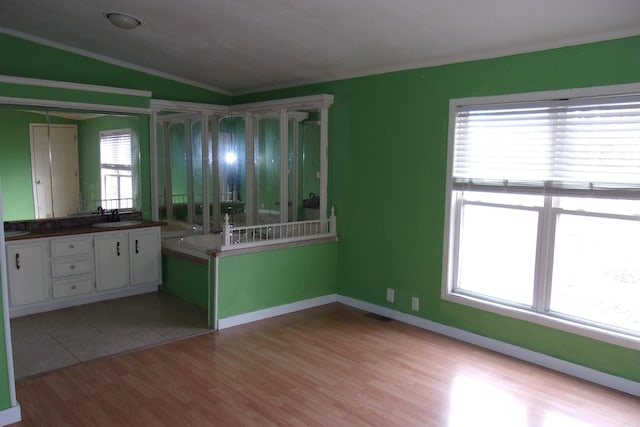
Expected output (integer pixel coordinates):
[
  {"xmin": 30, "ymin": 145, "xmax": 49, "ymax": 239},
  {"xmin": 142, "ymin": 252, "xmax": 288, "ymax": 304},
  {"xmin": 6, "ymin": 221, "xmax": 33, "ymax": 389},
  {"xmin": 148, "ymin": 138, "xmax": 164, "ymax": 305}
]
[{"xmin": 0, "ymin": 0, "xmax": 638, "ymax": 95}]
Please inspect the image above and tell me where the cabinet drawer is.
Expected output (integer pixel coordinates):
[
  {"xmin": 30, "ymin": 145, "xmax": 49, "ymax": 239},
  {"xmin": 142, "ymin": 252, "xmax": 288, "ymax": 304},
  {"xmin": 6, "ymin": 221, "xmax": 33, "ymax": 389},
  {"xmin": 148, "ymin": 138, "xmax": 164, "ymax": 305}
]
[
  {"xmin": 51, "ymin": 257, "xmax": 92, "ymax": 278},
  {"xmin": 52, "ymin": 276, "xmax": 94, "ymax": 299},
  {"xmin": 51, "ymin": 237, "xmax": 92, "ymax": 258}
]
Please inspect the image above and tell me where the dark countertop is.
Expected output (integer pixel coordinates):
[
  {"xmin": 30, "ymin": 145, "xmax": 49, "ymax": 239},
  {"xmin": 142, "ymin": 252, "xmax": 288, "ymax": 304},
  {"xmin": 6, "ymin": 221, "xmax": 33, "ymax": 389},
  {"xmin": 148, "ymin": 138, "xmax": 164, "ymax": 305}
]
[{"xmin": 4, "ymin": 220, "xmax": 166, "ymax": 242}]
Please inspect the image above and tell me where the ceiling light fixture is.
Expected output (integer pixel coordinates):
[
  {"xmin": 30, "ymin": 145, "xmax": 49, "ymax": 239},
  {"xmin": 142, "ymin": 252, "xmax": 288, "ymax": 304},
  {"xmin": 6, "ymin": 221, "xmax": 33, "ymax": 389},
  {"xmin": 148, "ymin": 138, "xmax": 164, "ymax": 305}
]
[{"xmin": 105, "ymin": 12, "xmax": 142, "ymax": 30}]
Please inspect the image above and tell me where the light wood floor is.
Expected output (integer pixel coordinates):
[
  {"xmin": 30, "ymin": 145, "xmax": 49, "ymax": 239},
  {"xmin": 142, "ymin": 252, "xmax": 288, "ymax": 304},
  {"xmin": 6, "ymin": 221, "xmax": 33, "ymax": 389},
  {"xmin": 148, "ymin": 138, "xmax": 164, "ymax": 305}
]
[{"xmin": 12, "ymin": 304, "xmax": 640, "ymax": 426}]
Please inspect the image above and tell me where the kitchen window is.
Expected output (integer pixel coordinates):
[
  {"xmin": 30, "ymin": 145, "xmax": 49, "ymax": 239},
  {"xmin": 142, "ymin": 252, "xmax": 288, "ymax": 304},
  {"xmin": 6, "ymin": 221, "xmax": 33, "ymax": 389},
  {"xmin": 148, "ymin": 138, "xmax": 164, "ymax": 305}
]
[{"xmin": 442, "ymin": 85, "xmax": 640, "ymax": 348}]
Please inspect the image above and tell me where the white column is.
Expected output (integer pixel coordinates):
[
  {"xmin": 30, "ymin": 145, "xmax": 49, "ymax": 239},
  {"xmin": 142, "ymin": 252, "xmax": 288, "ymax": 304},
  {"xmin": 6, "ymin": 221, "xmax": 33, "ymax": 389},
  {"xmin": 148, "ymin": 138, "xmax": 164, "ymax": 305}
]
[
  {"xmin": 319, "ymin": 107, "xmax": 329, "ymax": 221},
  {"xmin": 201, "ymin": 112, "xmax": 210, "ymax": 234},
  {"xmin": 279, "ymin": 109, "xmax": 289, "ymax": 224},
  {"xmin": 290, "ymin": 118, "xmax": 300, "ymax": 221},
  {"xmin": 149, "ymin": 110, "xmax": 158, "ymax": 221},
  {"xmin": 163, "ymin": 121, "xmax": 174, "ymax": 221}
]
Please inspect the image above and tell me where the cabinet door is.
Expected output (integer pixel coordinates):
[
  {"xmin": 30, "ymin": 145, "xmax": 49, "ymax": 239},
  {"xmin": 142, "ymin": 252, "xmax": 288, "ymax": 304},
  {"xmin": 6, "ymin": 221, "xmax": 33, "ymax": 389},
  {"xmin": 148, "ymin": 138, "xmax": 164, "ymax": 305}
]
[
  {"xmin": 94, "ymin": 232, "xmax": 130, "ymax": 291},
  {"xmin": 130, "ymin": 228, "xmax": 161, "ymax": 286},
  {"xmin": 6, "ymin": 241, "xmax": 49, "ymax": 306}
]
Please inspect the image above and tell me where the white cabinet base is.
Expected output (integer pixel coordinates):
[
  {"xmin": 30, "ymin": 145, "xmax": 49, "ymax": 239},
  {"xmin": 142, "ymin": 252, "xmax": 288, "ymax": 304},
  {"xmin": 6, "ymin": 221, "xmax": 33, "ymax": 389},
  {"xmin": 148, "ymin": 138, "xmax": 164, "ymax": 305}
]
[{"xmin": 10, "ymin": 283, "xmax": 159, "ymax": 318}]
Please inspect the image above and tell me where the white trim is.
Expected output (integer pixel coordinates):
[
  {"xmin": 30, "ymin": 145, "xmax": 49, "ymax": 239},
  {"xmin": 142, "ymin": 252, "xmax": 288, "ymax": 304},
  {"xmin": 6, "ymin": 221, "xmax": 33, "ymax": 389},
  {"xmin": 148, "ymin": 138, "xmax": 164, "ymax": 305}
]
[
  {"xmin": 0, "ymin": 405, "xmax": 21, "ymax": 426},
  {"xmin": 336, "ymin": 296, "xmax": 640, "ymax": 397},
  {"xmin": 451, "ymin": 82, "xmax": 640, "ymax": 109},
  {"xmin": 217, "ymin": 294, "xmax": 338, "ymax": 329},
  {"xmin": 233, "ymin": 94, "xmax": 334, "ymax": 114},
  {"xmin": 151, "ymin": 94, "xmax": 334, "ymax": 115},
  {"xmin": 0, "ymin": 74, "xmax": 151, "ymax": 98},
  {"xmin": 150, "ymin": 99, "xmax": 229, "ymax": 115},
  {"xmin": 0, "ymin": 96, "xmax": 149, "ymax": 114},
  {"xmin": 0, "ymin": 181, "xmax": 19, "ymax": 411},
  {"xmin": 319, "ymin": 107, "xmax": 329, "ymax": 221},
  {"xmin": 9, "ymin": 284, "xmax": 158, "ymax": 318},
  {"xmin": 0, "ymin": 27, "xmax": 230, "ymax": 96},
  {"xmin": 213, "ymin": 256, "xmax": 218, "ymax": 330}
]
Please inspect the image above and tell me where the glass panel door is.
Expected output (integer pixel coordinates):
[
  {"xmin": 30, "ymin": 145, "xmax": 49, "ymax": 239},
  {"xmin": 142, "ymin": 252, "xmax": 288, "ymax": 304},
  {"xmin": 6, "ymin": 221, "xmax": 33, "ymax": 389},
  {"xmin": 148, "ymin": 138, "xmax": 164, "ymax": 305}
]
[{"xmin": 256, "ymin": 117, "xmax": 280, "ymax": 225}]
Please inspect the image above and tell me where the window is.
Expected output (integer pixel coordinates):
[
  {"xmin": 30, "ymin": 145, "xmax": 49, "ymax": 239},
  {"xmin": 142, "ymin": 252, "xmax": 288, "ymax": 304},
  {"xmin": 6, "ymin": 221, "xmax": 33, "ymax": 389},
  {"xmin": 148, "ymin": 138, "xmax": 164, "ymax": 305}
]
[
  {"xmin": 443, "ymin": 86, "xmax": 640, "ymax": 348},
  {"xmin": 100, "ymin": 129, "xmax": 133, "ymax": 210}
]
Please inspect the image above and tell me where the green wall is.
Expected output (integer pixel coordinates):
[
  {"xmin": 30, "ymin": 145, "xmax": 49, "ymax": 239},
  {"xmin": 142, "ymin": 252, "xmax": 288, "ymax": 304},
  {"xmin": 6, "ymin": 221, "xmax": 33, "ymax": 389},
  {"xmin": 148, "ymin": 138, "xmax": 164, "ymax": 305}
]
[
  {"xmin": 217, "ymin": 242, "xmax": 338, "ymax": 318},
  {"xmin": 0, "ymin": 34, "xmax": 230, "ymax": 105},
  {"xmin": 162, "ymin": 255, "xmax": 209, "ymax": 309},
  {"xmin": 0, "ymin": 109, "xmax": 41, "ymax": 221},
  {"xmin": 234, "ymin": 36, "xmax": 640, "ymax": 382}
]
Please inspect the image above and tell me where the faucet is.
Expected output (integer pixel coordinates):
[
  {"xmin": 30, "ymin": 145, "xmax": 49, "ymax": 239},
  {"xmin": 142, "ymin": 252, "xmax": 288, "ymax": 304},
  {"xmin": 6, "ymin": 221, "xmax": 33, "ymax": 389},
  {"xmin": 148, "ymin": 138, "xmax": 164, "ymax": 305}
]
[
  {"xmin": 110, "ymin": 209, "xmax": 120, "ymax": 222},
  {"xmin": 97, "ymin": 206, "xmax": 105, "ymax": 215}
]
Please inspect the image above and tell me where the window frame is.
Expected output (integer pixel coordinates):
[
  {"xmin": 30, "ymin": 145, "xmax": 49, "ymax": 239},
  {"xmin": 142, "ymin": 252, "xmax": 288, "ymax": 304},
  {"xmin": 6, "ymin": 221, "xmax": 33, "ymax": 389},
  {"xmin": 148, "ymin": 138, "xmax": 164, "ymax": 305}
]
[
  {"xmin": 442, "ymin": 83, "xmax": 640, "ymax": 351},
  {"xmin": 99, "ymin": 128, "xmax": 133, "ymax": 210}
]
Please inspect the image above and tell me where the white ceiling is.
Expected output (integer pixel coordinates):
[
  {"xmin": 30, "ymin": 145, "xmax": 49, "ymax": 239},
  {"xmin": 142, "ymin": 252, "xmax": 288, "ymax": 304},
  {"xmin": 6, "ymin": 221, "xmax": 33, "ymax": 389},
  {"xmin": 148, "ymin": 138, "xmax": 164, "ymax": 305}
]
[{"xmin": 0, "ymin": 0, "xmax": 638, "ymax": 95}]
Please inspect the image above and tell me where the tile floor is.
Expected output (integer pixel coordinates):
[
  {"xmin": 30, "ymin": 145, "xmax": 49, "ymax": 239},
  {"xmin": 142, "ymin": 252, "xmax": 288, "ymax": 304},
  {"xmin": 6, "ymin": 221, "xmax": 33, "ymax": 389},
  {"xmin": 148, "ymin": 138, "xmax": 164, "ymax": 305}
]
[{"xmin": 10, "ymin": 292, "xmax": 210, "ymax": 380}]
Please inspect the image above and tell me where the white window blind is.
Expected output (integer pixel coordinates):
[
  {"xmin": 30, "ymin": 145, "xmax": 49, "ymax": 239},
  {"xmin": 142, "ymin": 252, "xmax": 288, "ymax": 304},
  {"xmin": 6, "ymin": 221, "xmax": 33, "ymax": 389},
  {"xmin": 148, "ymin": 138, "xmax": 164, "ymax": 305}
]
[
  {"xmin": 453, "ymin": 95, "xmax": 640, "ymax": 198},
  {"xmin": 100, "ymin": 129, "xmax": 132, "ymax": 167}
]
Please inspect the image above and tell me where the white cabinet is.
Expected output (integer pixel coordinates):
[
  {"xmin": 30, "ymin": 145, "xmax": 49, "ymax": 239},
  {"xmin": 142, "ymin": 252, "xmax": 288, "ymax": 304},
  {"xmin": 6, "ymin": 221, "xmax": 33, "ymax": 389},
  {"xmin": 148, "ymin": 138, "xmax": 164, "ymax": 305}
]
[
  {"xmin": 50, "ymin": 235, "xmax": 94, "ymax": 299},
  {"xmin": 6, "ymin": 226, "xmax": 162, "ymax": 317},
  {"xmin": 130, "ymin": 228, "xmax": 161, "ymax": 286},
  {"xmin": 94, "ymin": 228, "xmax": 162, "ymax": 290},
  {"xmin": 6, "ymin": 239, "xmax": 49, "ymax": 306},
  {"xmin": 94, "ymin": 232, "xmax": 130, "ymax": 291}
]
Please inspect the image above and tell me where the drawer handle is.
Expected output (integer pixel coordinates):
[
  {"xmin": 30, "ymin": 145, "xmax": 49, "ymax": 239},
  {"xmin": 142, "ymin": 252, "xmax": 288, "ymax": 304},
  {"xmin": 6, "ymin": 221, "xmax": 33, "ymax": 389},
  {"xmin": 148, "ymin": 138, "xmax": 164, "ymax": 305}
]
[
  {"xmin": 69, "ymin": 244, "xmax": 75, "ymax": 249},
  {"xmin": 117, "ymin": 241, "xmax": 121, "ymax": 256},
  {"xmin": 70, "ymin": 265, "xmax": 75, "ymax": 270},
  {"xmin": 135, "ymin": 239, "xmax": 139, "ymax": 254},
  {"xmin": 15, "ymin": 253, "xmax": 20, "ymax": 270},
  {"xmin": 71, "ymin": 285, "xmax": 77, "ymax": 290}
]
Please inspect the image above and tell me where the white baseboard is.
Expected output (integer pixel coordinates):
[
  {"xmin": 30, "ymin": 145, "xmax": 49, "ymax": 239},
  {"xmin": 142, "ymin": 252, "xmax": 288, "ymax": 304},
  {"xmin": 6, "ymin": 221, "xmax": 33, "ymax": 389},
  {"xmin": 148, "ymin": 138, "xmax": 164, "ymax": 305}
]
[
  {"xmin": 337, "ymin": 295, "xmax": 640, "ymax": 397},
  {"xmin": 0, "ymin": 404, "xmax": 21, "ymax": 426},
  {"xmin": 217, "ymin": 294, "xmax": 338, "ymax": 329}
]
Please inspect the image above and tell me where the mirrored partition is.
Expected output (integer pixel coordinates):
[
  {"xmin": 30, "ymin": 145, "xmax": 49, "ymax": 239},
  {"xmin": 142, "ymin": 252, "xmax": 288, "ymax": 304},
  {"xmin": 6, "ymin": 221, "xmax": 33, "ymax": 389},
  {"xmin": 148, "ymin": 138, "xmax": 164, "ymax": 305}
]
[
  {"xmin": 151, "ymin": 94, "xmax": 333, "ymax": 235},
  {"xmin": 0, "ymin": 106, "xmax": 145, "ymax": 221},
  {"xmin": 155, "ymin": 111, "xmax": 209, "ymax": 231}
]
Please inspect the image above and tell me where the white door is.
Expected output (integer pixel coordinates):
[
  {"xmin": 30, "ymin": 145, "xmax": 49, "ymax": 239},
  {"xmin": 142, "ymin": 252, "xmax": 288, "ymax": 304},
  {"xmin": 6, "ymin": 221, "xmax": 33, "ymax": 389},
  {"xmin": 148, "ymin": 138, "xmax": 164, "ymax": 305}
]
[
  {"xmin": 30, "ymin": 124, "xmax": 79, "ymax": 218},
  {"xmin": 6, "ymin": 241, "xmax": 49, "ymax": 306},
  {"xmin": 130, "ymin": 228, "xmax": 161, "ymax": 286}
]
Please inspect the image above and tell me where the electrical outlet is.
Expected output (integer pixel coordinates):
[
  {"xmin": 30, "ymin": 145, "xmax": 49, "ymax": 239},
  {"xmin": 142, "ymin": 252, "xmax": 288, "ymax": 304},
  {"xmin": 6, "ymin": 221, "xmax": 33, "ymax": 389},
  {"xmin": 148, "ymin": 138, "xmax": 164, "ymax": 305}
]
[
  {"xmin": 411, "ymin": 297, "xmax": 420, "ymax": 311},
  {"xmin": 386, "ymin": 288, "xmax": 395, "ymax": 303}
]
